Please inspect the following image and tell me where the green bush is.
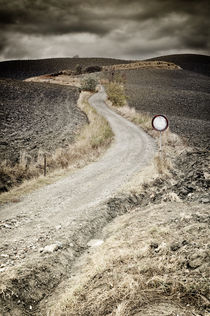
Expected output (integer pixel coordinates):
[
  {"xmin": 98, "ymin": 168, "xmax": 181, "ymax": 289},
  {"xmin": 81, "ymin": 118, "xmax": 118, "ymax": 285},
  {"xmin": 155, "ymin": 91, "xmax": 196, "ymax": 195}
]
[
  {"xmin": 106, "ymin": 82, "xmax": 127, "ymax": 107},
  {"xmin": 81, "ymin": 77, "xmax": 98, "ymax": 92}
]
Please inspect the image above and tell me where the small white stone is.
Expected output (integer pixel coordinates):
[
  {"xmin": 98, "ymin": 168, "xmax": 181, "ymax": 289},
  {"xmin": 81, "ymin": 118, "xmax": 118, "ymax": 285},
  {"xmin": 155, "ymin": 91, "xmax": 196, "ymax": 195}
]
[
  {"xmin": 87, "ymin": 239, "xmax": 104, "ymax": 248},
  {"xmin": 43, "ymin": 244, "xmax": 58, "ymax": 253},
  {"xmin": 1, "ymin": 254, "xmax": 9, "ymax": 258},
  {"xmin": 41, "ymin": 242, "xmax": 63, "ymax": 254},
  {"xmin": 4, "ymin": 224, "xmax": 11, "ymax": 229}
]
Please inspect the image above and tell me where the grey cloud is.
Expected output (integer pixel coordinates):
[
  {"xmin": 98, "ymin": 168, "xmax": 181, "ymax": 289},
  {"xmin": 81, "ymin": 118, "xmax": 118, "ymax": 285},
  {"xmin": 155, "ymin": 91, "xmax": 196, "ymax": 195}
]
[
  {"xmin": 0, "ymin": 0, "xmax": 209, "ymax": 60},
  {"xmin": 1, "ymin": 0, "xmax": 209, "ymax": 34},
  {"xmin": 0, "ymin": 2, "xmax": 110, "ymax": 35}
]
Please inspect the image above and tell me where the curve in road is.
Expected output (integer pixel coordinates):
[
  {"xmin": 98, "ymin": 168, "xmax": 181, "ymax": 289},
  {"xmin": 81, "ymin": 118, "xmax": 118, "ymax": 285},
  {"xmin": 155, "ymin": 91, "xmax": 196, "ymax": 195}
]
[
  {"xmin": 0, "ymin": 87, "xmax": 155, "ymax": 271},
  {"xmin": 0, "ymin": 87, "xmax": 155, "ymax": 224}
]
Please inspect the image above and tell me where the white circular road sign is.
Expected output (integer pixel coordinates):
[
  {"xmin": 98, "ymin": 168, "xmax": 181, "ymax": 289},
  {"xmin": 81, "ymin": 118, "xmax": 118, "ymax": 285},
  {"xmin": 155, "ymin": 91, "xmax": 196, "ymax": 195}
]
[{"xmin": 152, "ymin": 115, "xmax": 168, "ymax": 132}]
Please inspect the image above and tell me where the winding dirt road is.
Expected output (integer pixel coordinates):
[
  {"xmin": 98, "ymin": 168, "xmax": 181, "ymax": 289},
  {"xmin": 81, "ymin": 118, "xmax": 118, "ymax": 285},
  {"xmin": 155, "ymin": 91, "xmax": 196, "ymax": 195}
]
[
  {"xmin": 0, "ymin": 87, "xmax": 155, "ymax": 314},
  {"xmin": 0, "ymin": 87, "xmax": 155, "ymax": 225}
]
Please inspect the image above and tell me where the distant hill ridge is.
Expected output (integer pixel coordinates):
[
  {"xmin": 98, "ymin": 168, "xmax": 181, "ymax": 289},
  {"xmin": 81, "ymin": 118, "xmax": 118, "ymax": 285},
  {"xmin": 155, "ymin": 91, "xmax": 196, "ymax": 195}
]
[
  {"xmin": 147, "ymin": 54, "xmax": 210, "ymax": 76},
  {"xmin": 0, "ymin": 54, "xmax": 209, "ymax": 80},
  {"xmin": 0, "ymin": 57, "xmax": 132, "ymax": 80}
]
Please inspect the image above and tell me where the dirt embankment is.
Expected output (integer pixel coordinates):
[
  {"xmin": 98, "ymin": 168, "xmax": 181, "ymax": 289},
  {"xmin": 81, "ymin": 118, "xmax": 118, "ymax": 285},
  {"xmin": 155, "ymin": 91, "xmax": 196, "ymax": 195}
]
[
  {"xmin": 49, "ymin": 202, "xmax": 209, "ymax": 316},
  {"xmin": 0, "ymin": 79, "xmax": 87, "ymax": 192}
]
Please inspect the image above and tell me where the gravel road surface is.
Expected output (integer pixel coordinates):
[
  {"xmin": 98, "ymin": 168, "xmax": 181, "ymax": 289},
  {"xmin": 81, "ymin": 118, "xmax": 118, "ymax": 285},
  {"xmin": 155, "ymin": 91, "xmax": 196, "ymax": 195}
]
[{"xmin": 0, "ymin": 87, "xmax": 155, "ymax": 273}]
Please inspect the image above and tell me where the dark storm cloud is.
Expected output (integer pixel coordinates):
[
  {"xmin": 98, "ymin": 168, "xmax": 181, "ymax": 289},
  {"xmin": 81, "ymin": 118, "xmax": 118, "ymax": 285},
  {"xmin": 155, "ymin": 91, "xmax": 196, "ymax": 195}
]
[
  {"xmin": 0, "ymin": 0, "xmax": 209, "ymax": 60},
  {"xmin": 0, "ymin": 1, "xmax": 112, "ymax": 35}
]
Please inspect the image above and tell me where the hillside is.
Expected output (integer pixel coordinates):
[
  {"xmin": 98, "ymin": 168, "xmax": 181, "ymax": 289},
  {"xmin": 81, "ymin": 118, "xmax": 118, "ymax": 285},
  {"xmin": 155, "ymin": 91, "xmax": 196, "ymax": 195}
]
[
  {"xmin": 147, "ymin": 54, "xmax": 210, "ymax": 76},
  {"xmin": 124, "ymin": 68, "xmax": 210, "ymax": 148},
  {"xmin": 0, "ymin": 79, "xmax": 87, "ymax": 191},
  {"xmin": 0, "ymin": 54, "xmax": 209, "ymax": 80},
  {"xmin": 0, "ymin": 57, "xmax": 132, "ymax": 80}
]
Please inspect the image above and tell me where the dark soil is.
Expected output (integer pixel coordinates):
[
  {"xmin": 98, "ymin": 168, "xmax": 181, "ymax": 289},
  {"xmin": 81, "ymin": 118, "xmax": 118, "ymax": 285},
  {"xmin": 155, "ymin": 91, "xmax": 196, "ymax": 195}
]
[
  {"xmin": 139, "ymin": 148, "xmax": 210, "ymax": 205},
  {"xmin": 0, "ymin": 79, "xmax": 88, "ymax": 191},
  {"xmin": 0, "ymin": 57, "xmax": 132, "ymax": 80},
  {"xmin": 124, "ymin": 68, "xmax": 210, "ymax": 148},
  {"xmin": 0, "ymin": 79, "xmax": 87, "ymax": 163},
  {"xmin": 147, "ymin": 54, "xmax": 210, "ymax": 76}
]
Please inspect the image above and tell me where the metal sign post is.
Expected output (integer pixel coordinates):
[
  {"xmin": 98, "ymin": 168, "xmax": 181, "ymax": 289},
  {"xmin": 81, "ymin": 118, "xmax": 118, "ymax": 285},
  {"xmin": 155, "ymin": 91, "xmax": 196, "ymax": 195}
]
[{"xmin": 152, "ymin": 115, "xmax": 169, "ymax": 156}]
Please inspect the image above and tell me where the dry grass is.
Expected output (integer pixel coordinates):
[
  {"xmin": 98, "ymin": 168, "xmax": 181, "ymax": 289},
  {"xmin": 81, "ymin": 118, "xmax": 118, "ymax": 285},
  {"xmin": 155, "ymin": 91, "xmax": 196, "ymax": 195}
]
[
  {"xmin": 107, "ymin": 102, "xmax": 185, "ymax": 180},
  {"xmin": 105, "ymin": 82, "xmax": 127, "ymax": 107},
  {"xmin": 103, "ymin": 73, "xmax": 189, "ymax": 195},
  {"xmin": 152, "ymin": 128, "xmax": 187, "ymax": 176},
  {"xmin": 102, "ymin": 60, "xmax": 181, "ymax": 72},
  {"xmin": 153, "ymin": 152, "xmax": 173, "ymax": 175},
  {"xmin": 0, "ymin": 92, "xmax": 113, "ymax": 204},
  {"xmin": 26, "ymin": 74, "xmax": 82, "ymax": 87},
  {"xmin": 48, "ymin": 203, "xmax": 209, "ymax": 316},
  {"xmin": 114, "ymin": 105, "xmax": 151, "ymax": 132}
]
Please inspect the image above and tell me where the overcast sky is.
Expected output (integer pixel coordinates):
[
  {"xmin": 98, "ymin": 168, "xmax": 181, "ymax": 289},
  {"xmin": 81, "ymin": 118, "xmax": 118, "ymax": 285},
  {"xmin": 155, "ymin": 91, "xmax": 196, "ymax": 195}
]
[{"xmin": 0, "ymin": 0, "xmax": 209, "ymax": 61}]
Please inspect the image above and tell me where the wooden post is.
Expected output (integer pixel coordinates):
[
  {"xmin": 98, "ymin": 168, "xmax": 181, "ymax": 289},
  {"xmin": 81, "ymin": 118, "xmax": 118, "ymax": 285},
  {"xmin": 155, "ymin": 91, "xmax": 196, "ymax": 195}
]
[
  {"xmin": 111, "ymin": 71, "xmax": 114, "ymax": 82},
  {"xmin": 44, "ymin": 154, "xmax": 47, "ymax": 176},
  {"xmin": 160, "ymin": 131, "xmax": 162, "ymax": 155}
]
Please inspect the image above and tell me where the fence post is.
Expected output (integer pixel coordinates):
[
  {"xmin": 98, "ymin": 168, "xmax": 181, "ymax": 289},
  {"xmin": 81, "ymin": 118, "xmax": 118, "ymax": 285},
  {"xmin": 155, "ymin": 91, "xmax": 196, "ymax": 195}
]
[{"xmin": 44, "ymin": 154, "xmax": 47, "ymax": 176}]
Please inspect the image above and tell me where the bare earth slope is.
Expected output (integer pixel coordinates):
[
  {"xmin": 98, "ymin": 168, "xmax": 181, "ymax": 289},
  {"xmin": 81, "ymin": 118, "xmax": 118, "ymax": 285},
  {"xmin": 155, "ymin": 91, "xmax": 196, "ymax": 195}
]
[
  {"xmin": 0, "ymin": 79, "xmax": 86, "ymax": 164},
  {"xmin": 0, "ymin": 87, "xmax": 155, "ymax": 315},
  {"xmin": 124, "ymin": 69, "xmax": 210, "ymax": 148},
  {"xmin": 147, "ymin": 54, "xmax": 210, "ymax": 76}
]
